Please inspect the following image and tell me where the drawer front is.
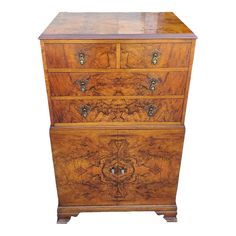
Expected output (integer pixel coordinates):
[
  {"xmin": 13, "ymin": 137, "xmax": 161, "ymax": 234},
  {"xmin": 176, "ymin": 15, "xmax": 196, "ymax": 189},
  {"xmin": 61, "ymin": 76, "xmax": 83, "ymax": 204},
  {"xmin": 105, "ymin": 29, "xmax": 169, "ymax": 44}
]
[
  {"xmin": 52, "ymin": 98, "xmax": 183, "ymax": 123},
  {"xmin": 49, "ymin": 71, "xmax": 188, "ymax": 96},
  {"xmin": 44, "ymin": 43, "xmax": 116, "ymax": 69},
  {"xmin": 50, "ymin": 128, "xmax": 184, "ymax": 205},
  {"xmin": 120, "ymin": 43, "xmax": 191, "ymax": 68}
]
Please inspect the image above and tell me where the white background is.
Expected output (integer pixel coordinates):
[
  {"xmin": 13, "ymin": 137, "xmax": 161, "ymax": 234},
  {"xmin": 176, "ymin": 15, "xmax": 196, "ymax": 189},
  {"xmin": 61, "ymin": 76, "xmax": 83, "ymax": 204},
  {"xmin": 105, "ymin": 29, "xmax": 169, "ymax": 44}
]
[{"xmin": 0, "ymin": 0, "xmax": 236, "ymax": 235}]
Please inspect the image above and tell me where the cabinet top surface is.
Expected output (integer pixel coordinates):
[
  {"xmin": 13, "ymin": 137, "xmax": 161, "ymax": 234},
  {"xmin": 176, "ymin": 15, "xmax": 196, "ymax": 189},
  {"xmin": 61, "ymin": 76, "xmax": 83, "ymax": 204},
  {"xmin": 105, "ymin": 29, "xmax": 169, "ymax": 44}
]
[{"xmin": 39, "ymin": 12, "xmax": 196, "ymax": 40}]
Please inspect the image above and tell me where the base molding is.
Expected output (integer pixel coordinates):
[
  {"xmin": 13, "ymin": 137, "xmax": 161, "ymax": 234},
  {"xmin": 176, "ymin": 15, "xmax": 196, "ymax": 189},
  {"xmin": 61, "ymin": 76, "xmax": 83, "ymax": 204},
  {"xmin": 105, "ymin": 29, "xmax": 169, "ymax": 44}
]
[{"xmin": 57, "ymin": 204, "xmax": 177, "ymax": 223}]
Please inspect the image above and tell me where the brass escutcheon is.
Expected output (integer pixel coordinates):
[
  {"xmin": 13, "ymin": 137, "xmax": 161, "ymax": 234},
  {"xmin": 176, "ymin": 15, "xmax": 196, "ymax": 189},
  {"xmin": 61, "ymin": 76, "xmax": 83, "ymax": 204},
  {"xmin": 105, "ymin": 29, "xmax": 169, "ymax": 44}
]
[
  {"xmin": 79, "ymin": 105, "xmax": 90, "ymax": 118},
  {"xmin": 151, "ymin": 51, "xmax": 161, "ymax": 65},
  {"xmin": 79, "ymin": 52, "xmax": 85, "ymax": 65},
  {"xmin": 75, "ymin": 79, "xmax": 88, "ymax": 92}
]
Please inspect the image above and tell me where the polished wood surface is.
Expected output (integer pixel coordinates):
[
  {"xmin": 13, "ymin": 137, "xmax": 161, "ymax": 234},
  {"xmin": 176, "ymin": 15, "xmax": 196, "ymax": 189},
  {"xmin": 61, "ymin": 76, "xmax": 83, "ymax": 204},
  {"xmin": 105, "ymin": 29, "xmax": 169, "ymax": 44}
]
[
  {"xmin": 39, "ymin": 12, "xmax": 196, "ymax": 223},
  {"xmin": 44, "ymin": 42, "xmax": 191, "ymax": 69},
  {"xmin": 53, "ymin": 123, "xmax": 183, "ymax": 129},
  {"xmin": 120, "ymin": 43, "xmax": 191, "ymax": 68},
  {"xmin": 50, "ymin": 127, "xmax": 184, "ymax": 205},
  {"xmin": 181, "ymin": 40, "xmax": 196, "ymax": 123},
  {"xmin": 44, "ymin": 43, "xmax": 116, "ymax": 69},
  {"xmin": 39, "ymin": 12, "xmax": 196, "ymax": 39},
  {"xmin": 58, "ymin": 205, "xmax": 177, "ymax": 223},
  {"xmin": 52, "ymin": 98, "xmax": 183, "ymax": 123},
  {"xmin": 48, "ymin": 72, "xmax": 188, "ymax": 96}
]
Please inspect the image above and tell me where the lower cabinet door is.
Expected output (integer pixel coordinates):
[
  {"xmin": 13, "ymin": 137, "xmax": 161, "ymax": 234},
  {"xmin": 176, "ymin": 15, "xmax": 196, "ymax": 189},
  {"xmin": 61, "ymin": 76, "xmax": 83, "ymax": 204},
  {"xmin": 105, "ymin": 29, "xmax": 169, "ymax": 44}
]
[
  {"xmin": 50, "ymin": 128, "xmax": 118, "ymax": 206},
  {"xmin": 115, "ymin": 129, "xmax": 184, "ymax": 205},
  {"xmin": 50, "ymin": 127, "xmax": 184, "ymax": 206}
]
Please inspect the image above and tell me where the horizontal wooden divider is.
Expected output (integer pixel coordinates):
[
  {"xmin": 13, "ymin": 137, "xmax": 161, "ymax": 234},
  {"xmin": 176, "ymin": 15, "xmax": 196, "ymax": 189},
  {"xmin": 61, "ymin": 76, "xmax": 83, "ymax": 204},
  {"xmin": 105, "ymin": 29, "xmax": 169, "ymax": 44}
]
[
  {"xmin": 43, "ymin": 39, "xmax": 193, "ymax": 44},
  {"xmin": 51, "ymin": 95, "xmax": 185, "ymax": 100},
  {"xmin": 47, "ymin": 68, "xmax": 189, "ymax": 73}
]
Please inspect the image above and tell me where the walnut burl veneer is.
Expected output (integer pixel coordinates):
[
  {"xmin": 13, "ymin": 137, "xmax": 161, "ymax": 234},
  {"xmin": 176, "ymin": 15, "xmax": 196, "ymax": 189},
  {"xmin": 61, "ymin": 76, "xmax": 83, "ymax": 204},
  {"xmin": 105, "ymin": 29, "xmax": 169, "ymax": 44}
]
[{"xmin": 39, "ymin": 12, "xmax": 196, "ymax": 224}]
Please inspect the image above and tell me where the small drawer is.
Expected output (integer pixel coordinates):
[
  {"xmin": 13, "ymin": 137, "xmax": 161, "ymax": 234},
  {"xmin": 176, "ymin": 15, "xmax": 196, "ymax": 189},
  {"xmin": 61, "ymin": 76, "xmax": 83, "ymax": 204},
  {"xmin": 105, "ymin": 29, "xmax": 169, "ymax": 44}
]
[
  {"xmin": 48, "ymin": 71, "xmax": 187, "ymax": 96},
  {"xmin": 44, "ymin": 43, "xmax": 116, "ymax": 69},
  {"xmin": 120, "ymin": 43, "xmax": 191, "ymax": 68},
  {"xmin": 52, "ymin": 98, "xmax": 183, "ymax": 123}
]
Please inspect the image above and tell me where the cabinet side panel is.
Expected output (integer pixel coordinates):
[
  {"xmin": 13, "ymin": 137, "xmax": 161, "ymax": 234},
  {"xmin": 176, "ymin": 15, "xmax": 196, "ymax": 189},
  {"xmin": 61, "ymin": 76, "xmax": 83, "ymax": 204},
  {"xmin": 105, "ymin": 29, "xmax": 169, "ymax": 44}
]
[
  {"xmin": 181, "ymin": 40, "xmax": 196, "ymax": 123},
  {"xmin": 40, "ymin": 40, "xmax": 54, "ymax": 124}
]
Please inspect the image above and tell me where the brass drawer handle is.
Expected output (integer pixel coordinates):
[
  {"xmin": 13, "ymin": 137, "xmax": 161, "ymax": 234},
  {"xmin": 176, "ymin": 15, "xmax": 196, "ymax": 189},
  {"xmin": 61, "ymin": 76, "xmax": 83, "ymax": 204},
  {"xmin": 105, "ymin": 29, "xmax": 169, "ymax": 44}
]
[
  {"xmin": 147, "ymin": 105, "xmax": 157, "ymax": 117},
  {"xmin": 110, "ymin": 167, "xmax": 116, "ymax": 174},
  {"xmin": 110, "ymin": 167, "xmax": 126, "ymax": 175},
  {"xmin": 75, "ymin": 79, "xmax": 88, "ymax": 92},
  {"xmin": 149, "ymin": 78, "xmax": 161, "ymax": 91},
  {"xmin": 79, "ymin": 105, "xmax": 90, "ymax": 118},
  {"xmin": 151, "ymin": 51, "xmax": 161, "ymax": 65},
  {"xmin": 79, "ymin": 52, "xmax": 85, "ymax": 65},
  {"xmin": 119, "ymin": 167, "xmax": 126, "ymax": 175}
]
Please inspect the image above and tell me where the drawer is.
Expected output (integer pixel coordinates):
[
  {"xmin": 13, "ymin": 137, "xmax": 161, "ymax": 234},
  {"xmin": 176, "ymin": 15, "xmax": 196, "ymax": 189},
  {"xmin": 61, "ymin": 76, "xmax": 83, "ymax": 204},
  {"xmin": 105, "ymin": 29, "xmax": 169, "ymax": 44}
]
[
  {"xmin": 50, "ymin": 127, "xmax": 184, "ymax": 205},
  {"xmin": 44, "ymin": 43, "xmax": 116, "ymax": 69},
  {"xmin": 52, "ymin": 98, "xmax": 183, "ymax": 123},
  {"xmin": 49, "ymin": 71, "xmax": 188, "ymax": 96},
  {"xmin": 120, "ymin": 43, "xmax": 191, "ymax": 68}
]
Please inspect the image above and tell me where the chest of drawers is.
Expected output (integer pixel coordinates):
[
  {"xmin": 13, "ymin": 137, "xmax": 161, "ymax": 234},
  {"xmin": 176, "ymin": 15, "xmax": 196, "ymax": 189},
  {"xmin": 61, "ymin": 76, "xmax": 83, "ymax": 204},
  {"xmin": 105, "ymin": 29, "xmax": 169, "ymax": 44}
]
[{"xmin": 39, "ymin": 12, "xmax": 196, "ymax": 224}]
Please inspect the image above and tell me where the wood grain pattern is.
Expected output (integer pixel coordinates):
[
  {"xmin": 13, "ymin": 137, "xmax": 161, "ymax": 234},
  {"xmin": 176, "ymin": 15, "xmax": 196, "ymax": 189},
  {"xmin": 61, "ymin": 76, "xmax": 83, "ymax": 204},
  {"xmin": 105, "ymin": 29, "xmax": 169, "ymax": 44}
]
[
  {"xmin": 115, "ymin": 129, "xmax": 184, "ymax": 205},
  {"xmin": 48, "ymin": 72, "xmax": 188, "ymax": 96},
  {"xmin": 121, "ymin": 43, "xmax": 191, "ymax": 68},
  {"xmin": 47, "ymin": 67, "xmax": 189, "ymax": 73},
  {"xmin": 44, "ymin": 43, "xmax": 116, "ymax": 69},
  {"xmin": 51, "ymin": 95, "xmax": 184, "ymax": 100},
  {"xmin": 40, "ymin": 41, "xmax": 54, "ymax": 123},
  {"xmin": 39, "ymin": 12, "xmax": 196, "ymax": 40},
  {"xmin": 116, "ymin": 43, "xmax": 121, "ymax": 68},
  {"xmin": 39, "ymin": 12, "xmax": 196, "ymax": 223},
  {"xmin": 57, "ymin": 204, "xmax": 177, "ymax": 223},
  {"xmin": 42, "ymin": 39, "xmax": 193, "ymax": 44},
  {"xmin": 51, "ymin": 98, "xmax": 184, "ymax": 123},
  {"xmin": 54, "ymin": 122, "xmax": 183, "ymax": 129},
  {"xmin": 50, "ymin": 128, "xmax": 184, "ymax": 206},
  {"xmin": 51, "ymin": 129, "xmax": 118, "ymax": 206},
  {"xmin": 58, "ymin": 204, "xmax": 177, "ymax": 212},
  {"xmin": 181, "ymin": 40, "xmax": 196, "ymax": 123}
]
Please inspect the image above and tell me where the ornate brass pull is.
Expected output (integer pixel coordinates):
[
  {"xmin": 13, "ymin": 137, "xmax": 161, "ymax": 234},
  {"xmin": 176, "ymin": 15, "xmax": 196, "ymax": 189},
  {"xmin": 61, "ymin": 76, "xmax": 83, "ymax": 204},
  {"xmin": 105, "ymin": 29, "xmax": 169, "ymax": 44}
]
[
  {"xmin": 110, "ymin": 167, "xmax": 116, "ymax": 174},
  {"xmin": 79, "ymin": 105, "xmax": 90, "ymax": 118},
  {"xmin": 149, "ymin": 78, "xmax": 160, "ymax": 91},
  {"xmin": 151, "ymin": 51, "xmax": 161, "ymax": 65},
  {"xmin": 75, "ymin": 79, "xmax": 88, "ymax": 92},
  {"xmin": 110, "ymin": 167, "xmax": 126, "ymax": 175},
  {"xmin": 147, "ymin": 105, "xmax": 157, "ymax": 117},
  {"xmin": 119, "ymin": 167, "xmax": 126, "ymax": 175},
  {"xmin": 79, "ymin": 52, "xmax": 85, "ymax": 65}
]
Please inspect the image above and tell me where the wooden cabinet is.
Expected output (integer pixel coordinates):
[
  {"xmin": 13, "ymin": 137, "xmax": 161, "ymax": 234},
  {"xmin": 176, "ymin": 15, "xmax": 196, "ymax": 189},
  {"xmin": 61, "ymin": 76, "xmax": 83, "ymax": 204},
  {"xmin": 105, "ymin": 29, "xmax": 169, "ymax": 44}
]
[{"xmin": 39, "ymin": 12, "xmax": 196, "ymax": 224}]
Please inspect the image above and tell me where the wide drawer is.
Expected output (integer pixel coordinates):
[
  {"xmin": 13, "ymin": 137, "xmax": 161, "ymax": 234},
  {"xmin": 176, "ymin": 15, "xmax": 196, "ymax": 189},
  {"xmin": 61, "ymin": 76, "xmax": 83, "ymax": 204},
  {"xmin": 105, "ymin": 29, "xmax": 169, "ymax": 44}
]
[
  {"xmin": 52, "ymin": 98, "xmax": 183, "ymax": 123},
  {"xmin": 44, "ymin": 43, "xmax": 116, "ymax": 69},
  {"xmin": 48, "ymin": 71, "xmax": 188, "ymax": 96},
  {"xmin": 50, "ymin": 127, "xmax": 184, "ymax": 205},
  {"xmin": 120, "ymin": 43, "xmax": 191, "ymax": 68}
]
